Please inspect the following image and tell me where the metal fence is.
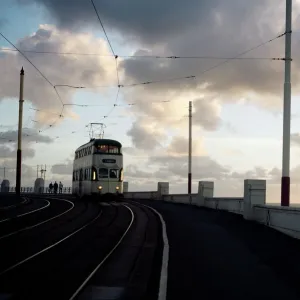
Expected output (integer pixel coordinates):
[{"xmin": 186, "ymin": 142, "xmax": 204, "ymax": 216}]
[{"xmin": 0, "ymin": 187, "xmax": 73, "ymax": 194}]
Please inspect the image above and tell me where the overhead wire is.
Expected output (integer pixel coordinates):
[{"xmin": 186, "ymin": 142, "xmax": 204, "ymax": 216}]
[
  {"xmin": 53, "ymin": 30, "xmax": 289, "ymax": 90},
  {"xmin": 0, "ymin": 48, "xmax": 286, "ymax": 61},
  {"xmin": 90, "ymin": 0, "xmax": 121, "ymax": 119},
  {"xmin": 0, "ymin": 28, "xmax": 290, "ymax": 144},
  {"xmin": 0, "ymin": 32, "xmax": 65, "ymax": 135}
]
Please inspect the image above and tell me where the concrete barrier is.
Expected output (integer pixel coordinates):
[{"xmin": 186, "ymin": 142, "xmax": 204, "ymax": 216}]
[
  {"xmin": 253, "ymin": 205, "xmax": 300, "ymax": 239},
  {"xmin": 122, "ymin": 179, "xmax": 300, "ymax": 240},
  {"xmin": 205, "ymin": 197, "xmax": 244, "ymax": 215}
]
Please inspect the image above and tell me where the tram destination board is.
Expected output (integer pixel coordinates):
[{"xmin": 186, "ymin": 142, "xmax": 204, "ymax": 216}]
[{"xmin": 102, "ymin": 159, "xmax": 116, "ymax": 163}]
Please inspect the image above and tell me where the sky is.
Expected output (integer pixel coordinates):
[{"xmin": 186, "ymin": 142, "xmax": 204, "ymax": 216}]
[{"xmin": 1, "ymin": 0, "xmax": 300, "ymax": 203}]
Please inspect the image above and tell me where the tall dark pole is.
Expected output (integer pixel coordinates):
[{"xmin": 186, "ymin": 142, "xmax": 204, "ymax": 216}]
[
  {"xmin": 281, "ymin": 0, "xmax": 292, "ymax": 206},
  {"xmin": 188, "ymin": 101, "xmax": 192, "ymax": 194},
  {"xmin": 16, "ymin": 67, "xmax": 24, "ymax": 196}
]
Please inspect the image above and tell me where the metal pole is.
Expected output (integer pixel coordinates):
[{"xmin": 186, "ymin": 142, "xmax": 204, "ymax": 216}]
[
  {"xmin": 281, "ymin": 0, "xmax": 292, "ymax": 206},
  {"xmin": 16, "ymin": 67, "xmax": 24, "ymax": 196},
  {"xmin": 188, "ymin": 101, "xmax": 192, "ymax": 194}
]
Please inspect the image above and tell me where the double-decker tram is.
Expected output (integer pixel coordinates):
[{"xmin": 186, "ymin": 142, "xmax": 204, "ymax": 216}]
[{"xmin": 72, "ymin": 138, "xmax": 123, "ymax": 200}]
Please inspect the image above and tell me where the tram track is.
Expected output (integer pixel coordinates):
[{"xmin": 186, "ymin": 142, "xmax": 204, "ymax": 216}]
[
  {"xmin": 0, "ymin": 197, "xmax": 74, "ymax": 241},
  {"xmin": 69, "ymin": 204, "xmax": 135, "ymax": 300},
  {"xmin": 0, "ymin": 206, "xmax": 103, "ymax": 277},
  {"xmin": 0, "ymin": 197, "xmax": 28, "ymax": 211},
  {"xmin": 0, "ymin": 200, "xmax": 164, "ymax": 300},
  {"xmin": 0, "ymin": 198, "xmax": 74, "ymax": 241},
  {"xmin": 0, "ymin": 198, "xmax": 50, "ymax": 223},
  {"xmin": 72, "ymin": 201, "xmax": 163, "ymax": 300},
  {"xmin": 0, "ymin": 202, "xmax": 132, "ymax": 299},
  {"xmin": 0, "ymin": 198, "xmax": 96, "ymax": 274}
]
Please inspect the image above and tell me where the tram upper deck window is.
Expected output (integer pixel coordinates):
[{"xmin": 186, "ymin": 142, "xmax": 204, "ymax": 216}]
[
  {"xmin": 95, "ymin": 145, "xmax": 109, "ymax": 153},
  {"xmin": 94, "ymin": 144, "xmax": 121, "ymax": 154},
  {"xmin": 109, "ymin": 145, "xmax": 119, "ymax": 154},
  {"xmin": 99, "ymin": 168, "xmax": 108, "ymax": 178}
]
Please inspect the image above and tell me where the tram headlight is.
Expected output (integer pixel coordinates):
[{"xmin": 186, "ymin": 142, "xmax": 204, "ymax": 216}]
[
  {"xmin": 116, "ymin": 186, "xmax": 120, "ymax": 190},
  {"xmin": 98, "ymin": 186, "xmax": 102, "ymax": 190}
]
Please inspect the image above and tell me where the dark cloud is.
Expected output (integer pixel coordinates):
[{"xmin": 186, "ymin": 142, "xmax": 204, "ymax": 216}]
[
  {"xmin": 0, "ymin": 162, "xmax": 36, "ymax": 186},
  {"xmin": 17, "ymin": 0, "xmax": 220, "ymax": 44},
  {"xmin": 0, "ymin": 145, "xmax": 35, "ymax": 159},
  {"xmin": 150, "ymin": 155, "xmax": 230, "ymax": 180},
  {"xmin": 0, "ymin": 129, "xmax": 53, "ymax": 144}
]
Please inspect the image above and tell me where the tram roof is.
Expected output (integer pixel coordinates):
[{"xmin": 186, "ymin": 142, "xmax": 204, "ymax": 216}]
[{"xmin": 75, "ymin": 138, "xmax": 122, "ymax": 151}]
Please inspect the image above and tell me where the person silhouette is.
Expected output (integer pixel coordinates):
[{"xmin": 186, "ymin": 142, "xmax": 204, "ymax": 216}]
[{"xmin": 53, "ymin": 181, "xmax": 58, "ymax": 194}]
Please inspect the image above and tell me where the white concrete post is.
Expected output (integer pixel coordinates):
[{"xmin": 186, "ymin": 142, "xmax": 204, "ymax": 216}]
[
  {"xmin": 196, "ymin": 181, "xmax": 214, "ymax": 206},
  {"xmin": 123, "ymin": 181, "xmax": 129, "ymax": 193},
  {"xmin": 243, "ymin": 179, "xmax": 266, "ymax": 220},
  {"xmin": 34, "ymin": 178, "xmax": 44, "ymax": 194},
  {"xmin": 1, "ymin": 179, "xmax": 10, "ymax": 193},
  {"xmin": 157, "ymin": 182, "xmax": 169, "ymax": 199}
]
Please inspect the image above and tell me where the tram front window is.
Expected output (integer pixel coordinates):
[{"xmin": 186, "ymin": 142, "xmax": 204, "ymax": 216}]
[
  {"xmin": 96, "ymin": 145, "xmax": 109, "ymax": 153},
  {"xmin": 99, "ymin": 168, "xmax": 108, "ymax": 178},
  {"xmin": 110, "ymin": 169, "xmax": 119, "ymax": 179}
]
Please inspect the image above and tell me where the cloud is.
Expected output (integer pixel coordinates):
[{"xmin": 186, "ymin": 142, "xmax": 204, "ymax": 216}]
[
  {"xmin": 51, "ymin": 160, "xmax": 73, "ymax": 175},
  {"xmin": 291, "ymin": 133, "xmax": 300, "ymax": 146},
  {"xmin": 166, "ymin": 136, "xmax": 206, "ymax": 156},
  {"xmin": 12, "ymin": 2, "xmax": 300, "ymax": 147},
  {"xmin": 127, "ymin": 118, "xmax": 167, "ymax": 150},
  {"xmin": 17, "ymin": 1, "xmax": 300, "ymax": 101},
  {"xmin": 0, "ymin": 162, "xmax": 36, "ymax": 187},
  {"xmin": 193, "ymin": 97, "xmax": 222, "ymax": 130},
  {"xmin": 0, "ymin": 24, "xmax": 117, "ymax": 126}
]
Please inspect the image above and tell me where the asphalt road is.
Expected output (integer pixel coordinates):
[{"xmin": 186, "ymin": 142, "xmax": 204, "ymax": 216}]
[{"xmin": 137, "ymin": 199, "xmax": 300, "ymax": 300}]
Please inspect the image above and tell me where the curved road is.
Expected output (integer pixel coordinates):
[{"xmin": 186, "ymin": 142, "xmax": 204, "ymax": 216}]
[{"xmin": 137, "ymin": 199, "xmax": 300, "ymax": 300}]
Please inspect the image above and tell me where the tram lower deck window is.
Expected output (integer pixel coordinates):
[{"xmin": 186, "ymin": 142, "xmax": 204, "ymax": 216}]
[
  {"xmin": 110, "ymin": 169, "xmax": 119, "ymax": 178},
  {"xmin": 99, "ymin": 168, "xmax": 108, "ymax": 178}
]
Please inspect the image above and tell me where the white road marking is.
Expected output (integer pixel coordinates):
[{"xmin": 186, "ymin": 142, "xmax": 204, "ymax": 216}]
[
  {"xmin": 0, "ymin": 198, "xmax": 75, "ymax": 241},
  {"xmin": 0, "ymin": 199, "xmax": 50, "ymax": 224},
  {"xmin": 129, "ymin": 200, "xmax": 169, "ymax": 300},
  {"xmin": 0, "ymin": 208, "xmax": 103, "ymax": 277},
  {"xmin": 69, "ymin": 204, "xmax": 135, "ymax": 300}
]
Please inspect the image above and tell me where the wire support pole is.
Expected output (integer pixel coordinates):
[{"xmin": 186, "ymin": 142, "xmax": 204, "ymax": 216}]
[
  {"xmin": 281, "ymin": 0, "xmax": 292, "ymax": 207},
  {"xmin": 188, "ymin": 101, "xmax": 192, "ymax": 194},
  {"xmin": 16, "ymin": 67, "xmax": 25, "ymax": 196}
]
